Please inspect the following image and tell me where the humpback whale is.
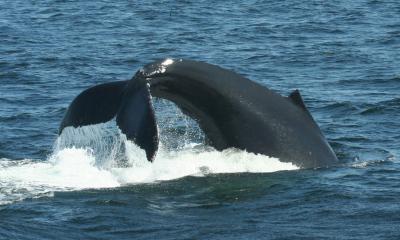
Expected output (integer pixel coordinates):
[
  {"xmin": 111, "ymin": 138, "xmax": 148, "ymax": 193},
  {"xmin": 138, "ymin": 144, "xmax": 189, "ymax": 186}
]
[{"xmin": 59, "ymin": 59, "xmax": 338, "ymax": 168}]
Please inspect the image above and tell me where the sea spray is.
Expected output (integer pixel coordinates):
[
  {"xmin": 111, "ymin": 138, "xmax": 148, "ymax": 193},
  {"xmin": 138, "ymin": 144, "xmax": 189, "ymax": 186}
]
[
  {"xmin": 0, "ymin": 100, "xmax": 298, "ymax": 205},
  {"xmin": 0, "ymin": 136, "xmax": 298, "ymax": 205}
]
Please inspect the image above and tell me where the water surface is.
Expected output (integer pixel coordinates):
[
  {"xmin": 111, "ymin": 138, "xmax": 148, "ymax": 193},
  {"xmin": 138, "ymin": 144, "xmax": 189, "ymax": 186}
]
[{"xmin": 1, "ymin": 1, "xmax": 399, "ymax": 239}]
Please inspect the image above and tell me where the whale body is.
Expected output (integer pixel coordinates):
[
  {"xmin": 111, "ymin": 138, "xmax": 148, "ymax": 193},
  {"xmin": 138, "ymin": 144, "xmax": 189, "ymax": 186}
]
[{"xmin": 59, "ymin": 59, "xmax": 338, "ymax": 168}]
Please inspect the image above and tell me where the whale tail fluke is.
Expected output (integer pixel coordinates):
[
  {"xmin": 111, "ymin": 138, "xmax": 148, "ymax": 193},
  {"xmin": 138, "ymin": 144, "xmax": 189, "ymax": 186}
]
[
  {"xmin": 59, "ymin": 81, "xmax": 128, "ymax": 133},
  {"xmin": 116, "ymin": 79, "xmax": 158, "ymax": 161},
  {"xmin": 59, "ymin": 79, "xmax": 158, "ymax": 161}
]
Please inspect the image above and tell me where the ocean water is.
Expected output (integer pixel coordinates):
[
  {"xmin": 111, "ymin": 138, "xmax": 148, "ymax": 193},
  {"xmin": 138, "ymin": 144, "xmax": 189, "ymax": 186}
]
[{"xmin": 1, "ymin": 0, "xmax": 399, "ymax": 239}]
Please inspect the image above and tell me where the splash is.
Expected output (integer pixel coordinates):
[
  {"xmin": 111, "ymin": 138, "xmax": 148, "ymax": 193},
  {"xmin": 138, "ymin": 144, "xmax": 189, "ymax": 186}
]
[
  {"xmin": 0, "ymin": 101, "xmax": 298, "ymax": 205},
  {"xmin": 0, "ymin": 141, "xmax": 297, "ymax": 205}
]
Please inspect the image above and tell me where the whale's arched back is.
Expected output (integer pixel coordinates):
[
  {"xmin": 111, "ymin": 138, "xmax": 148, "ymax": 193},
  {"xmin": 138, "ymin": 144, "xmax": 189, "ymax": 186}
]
[{"xmin": 59, "ymin": 59, "xmax": 338, "ymax": 168}]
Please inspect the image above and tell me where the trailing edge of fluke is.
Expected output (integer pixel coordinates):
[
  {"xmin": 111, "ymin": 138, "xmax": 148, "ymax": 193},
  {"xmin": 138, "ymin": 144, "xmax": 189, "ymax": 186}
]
[{"xmin": 59, "ymin": 59, "xmax": 338, "ymax": 168}]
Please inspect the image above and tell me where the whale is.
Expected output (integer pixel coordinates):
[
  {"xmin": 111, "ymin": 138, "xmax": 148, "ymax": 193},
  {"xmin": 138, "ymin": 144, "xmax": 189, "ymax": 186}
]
[{"xmin": 59, "ymin": 59, "xmax": 338, "ymax": 168}]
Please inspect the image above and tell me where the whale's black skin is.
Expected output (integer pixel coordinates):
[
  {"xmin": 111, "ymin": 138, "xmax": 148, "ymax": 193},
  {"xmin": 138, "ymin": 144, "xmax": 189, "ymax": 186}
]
[{"xmin": 59, "ymin": 59, "xmax": 338, "ymax": 168}]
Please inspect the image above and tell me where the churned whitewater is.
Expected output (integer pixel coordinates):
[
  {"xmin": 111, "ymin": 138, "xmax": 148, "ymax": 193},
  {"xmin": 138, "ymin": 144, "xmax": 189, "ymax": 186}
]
[
  {"xmin": 1, "ymin": 1, "xmax": 400, "ymax": 239},
  {"xmin": 0, "ymin": 122, "xmax": 297, "ymax": 205}
]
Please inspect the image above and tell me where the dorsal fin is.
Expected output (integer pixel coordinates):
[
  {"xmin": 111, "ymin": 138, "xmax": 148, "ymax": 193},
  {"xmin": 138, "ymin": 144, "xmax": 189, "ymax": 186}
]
[
  {"xmin": 288, "ymin": 89, "xmax": 317, "ymax": 121},
  {"xmin": 288, "ymin": 89, "xmax": 308, "ymax": 111}
]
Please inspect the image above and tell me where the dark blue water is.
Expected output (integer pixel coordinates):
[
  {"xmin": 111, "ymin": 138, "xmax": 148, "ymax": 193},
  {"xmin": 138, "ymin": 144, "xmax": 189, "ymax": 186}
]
[{"xmin": 1, "ymin": 1, "xmax": 400, "ymax": 239}]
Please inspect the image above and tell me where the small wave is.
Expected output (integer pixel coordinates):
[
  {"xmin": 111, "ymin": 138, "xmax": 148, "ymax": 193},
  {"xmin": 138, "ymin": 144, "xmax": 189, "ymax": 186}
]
[
  {"xmin": 322, "ymin": 101, "xmax": 357, "ymax": 110},
  {"xmin": 0, "ymin": 113, "xmax": 34, "ymax": 122},
  {"xmin": 319, "ymin": 101, "xmax": 359, "ymax": 116},
  {"xmin": 337, "ymin": 76, "xmax": 400, "ymax": 87},
  {"xmin": 350, "ymin": 152, "xmax": 396, "ymax": 169},
  {"xmin": 351, "ymin": 159, "xmax": 388, "ymax": 168},
  {"xmin": 333, "ymin": 136, "xmax": 369, "ymax": 142},
  {"xmin": 360, "ymin": 98, "xmax": 400, "ymax": 115}
]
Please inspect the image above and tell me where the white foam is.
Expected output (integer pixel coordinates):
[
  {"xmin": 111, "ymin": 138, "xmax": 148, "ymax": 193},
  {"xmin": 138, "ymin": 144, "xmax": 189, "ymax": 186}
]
[
  {"xmin": 0, "ymin": 143, "xmax": 297, "ymax": 205},
  {"xmin": 0, "ymin": 117, "xmax": 298, "ymax": 205},
  {"xmin": 113, "ymin": 143, "xmax": 298, "ymax": 184}
]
